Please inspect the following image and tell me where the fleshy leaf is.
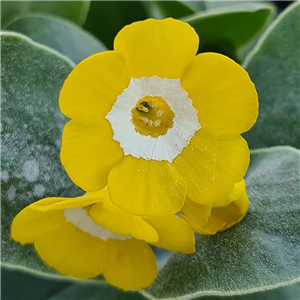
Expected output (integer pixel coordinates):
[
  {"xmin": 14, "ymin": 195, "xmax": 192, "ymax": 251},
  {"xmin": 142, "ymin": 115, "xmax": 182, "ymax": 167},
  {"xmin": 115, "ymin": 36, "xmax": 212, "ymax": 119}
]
[
  {"xmin": 186, "ymin": 283, "xmax": 300, "ymax": 300},
  {"xmin": 2, "ymin": 267, "xmax": 71, "ymax": 300},
  {"xmin": 142, "ymin": 146, "xmax": 300, "ymax": 299},
  {"xmin": 6, "ymin": 15, "xmax": 107, "ymax": 64},
  {"xmin": 243, "ymin": 1, "xmax": 300, "ymax": 149},
  {"xmin": 184, "ymin": 1, "xmax": 206, "ymax": 12},
  {"xmin": 204, "ymin": 0, "xmax": 274, "ymax": 11},
  {"xmin": 2, "ymin": 267, "xmax": 300, "ymax": 300},
  {"xmin": 0, "ymin": 268, "xmax": 300, "ymax": 300},
  {"xmin": 182, "ymin": 3, "xmax": 274, "ymax": 61},
  {"xmin": 83, "ymin": 1, "xmax": 148, "ymax": 49},
  {"xmin": 1, "ymin": 0, "xmax": 90, "ymax": 28},
  {"xmin": 204, "ymin": 0, "xmax": 291, "ymax": 15},
  {"xmin": 2, "ymin": 267, "xmax": 148, "ymax": 300},
  {"xmin": 0, "ymin": 32, "xmax": 82, "ymax": 278},
  {"xmin": 142, "ymin": 1, "xmax": 197, "ymax": 19}
]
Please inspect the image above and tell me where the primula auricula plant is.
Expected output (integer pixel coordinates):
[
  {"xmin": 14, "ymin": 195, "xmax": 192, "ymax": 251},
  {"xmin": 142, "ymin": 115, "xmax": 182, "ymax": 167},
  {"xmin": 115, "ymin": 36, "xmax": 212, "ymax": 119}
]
[{"xmin": 11, "ymin": 18, "xmax": 258, "ymax": 290}]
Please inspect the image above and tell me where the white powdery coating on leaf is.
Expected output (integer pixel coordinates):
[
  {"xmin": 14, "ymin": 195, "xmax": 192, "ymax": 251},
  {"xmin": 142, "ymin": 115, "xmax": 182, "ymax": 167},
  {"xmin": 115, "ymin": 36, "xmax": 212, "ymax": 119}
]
[
  {"xmin": 7, "ymin": 186, "xmax": 16, "ymax": 201},
  {"xmin": 1, "ymin": 170, "xmax": 9, "ymax": 182},
  {"xmin": 33, "ymin": 184, "xmax": 46, "ymax": 198},
  {"xmin": 22, "ymin": 159, "xmax": 39, "ymax": 182},
  {"xmin": 64, "ymin": 207, "xmax": 132, "ymax": 241},
  {"xmin": 106, "ymin": 76, "xmax": 201, "ymax": 162}
]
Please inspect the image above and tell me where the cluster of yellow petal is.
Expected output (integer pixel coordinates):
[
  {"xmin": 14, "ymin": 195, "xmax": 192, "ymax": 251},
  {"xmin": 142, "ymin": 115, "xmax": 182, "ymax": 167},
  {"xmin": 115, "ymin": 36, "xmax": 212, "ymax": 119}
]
[
  {"xmin": 11, "ymin": 18, "xmax": 258, "ymax": 291},
  {"xmin": 12, "ymin": 187, "xmax": 195, "ymax": 290},
  {"xmin": 59, "ymin": 18, "xmax": 257, "ymax": 218}
]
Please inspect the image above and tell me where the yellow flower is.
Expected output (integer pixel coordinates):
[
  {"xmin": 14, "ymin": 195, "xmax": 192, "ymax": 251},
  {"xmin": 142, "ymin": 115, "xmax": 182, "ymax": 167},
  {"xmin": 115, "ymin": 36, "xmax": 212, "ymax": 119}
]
[
  {"xmin": 181, "ymin": 180, "xmax": 249, "ymax": 235},
  {"xmin": 59, "ymin": 18, "xmax": 258, "ymax": 217},
  {"xmin": 11, "ymin": 187, "xmax": 195, "ymax": 291}
]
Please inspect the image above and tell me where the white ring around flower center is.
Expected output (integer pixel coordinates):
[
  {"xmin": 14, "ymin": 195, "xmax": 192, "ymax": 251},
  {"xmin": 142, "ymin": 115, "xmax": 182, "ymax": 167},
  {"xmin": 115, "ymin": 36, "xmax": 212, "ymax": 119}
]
[
  {"xmin": 64, "ymin": 207, "xmax": 132, "ymax": 241},
  {"xmin": 105, "ymin": 76, "xmax": 201, "ymax": 162}
]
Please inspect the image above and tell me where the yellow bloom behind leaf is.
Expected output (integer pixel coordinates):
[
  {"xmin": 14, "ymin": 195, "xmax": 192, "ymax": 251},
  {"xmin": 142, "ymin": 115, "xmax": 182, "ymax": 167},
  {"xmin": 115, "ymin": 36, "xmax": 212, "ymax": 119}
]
[
  {"xmin": 181, "ymin": 180, "xmax": 249, "ymax": 235},
  {"xmin": 11, "ymin": 187, "xmax": 195, "ymax": 291}
]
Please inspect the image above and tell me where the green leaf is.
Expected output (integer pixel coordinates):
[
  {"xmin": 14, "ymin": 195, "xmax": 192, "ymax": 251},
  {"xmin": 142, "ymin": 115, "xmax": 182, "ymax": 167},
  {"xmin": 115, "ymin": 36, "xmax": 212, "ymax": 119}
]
[
  {"xmin": 142, "ymin": 146, "xmax": 300, "ymax": 299},
  {"xmin": 204, "ymin": 0, "xmax": 273, "ymax": 11},
  {"xmin": 2, "ymin": 268, "xmax": 299, "ymax": 300},
  {"xmin": 191, "ymin": 283, "xmax": 300, "ymax": 300},
  {"xmin": 6, "ymin": 15, "xmax": 107, "ymax": 64},
  {"xmin": 83, "ymin": 1, "xmax": 148, "ymax": 49},
  {"xmin": 184, "ymin": 1, "xmax": 206, "ymax": 12},
  {"xmin": 1, "ymin": 1, "xmax": 90, "ymax": 28},
  {"xmin": 46, "ymin": 283, "xmax": 147, "ymax": 300},
  {"xmin": 1, "ymin": 267, "xmax": 70, "ymax": 300},
  {"xmin": 1, "ymin": 267, "xmax": 147, "ymax": 300},
  {"xmin": 243, "ymin": 2, "xmax": 300, "ymax": 149},
  {"xmin": 182, "ymin": 3, "xmax": 274, "ymax": 62},
  {"xmin": 0, "ymin": 32, "xmax": 83, "ymax": 279},
  {"xmin": 142, "ymin": 1, "xmax": 196, "ymax": 19}
]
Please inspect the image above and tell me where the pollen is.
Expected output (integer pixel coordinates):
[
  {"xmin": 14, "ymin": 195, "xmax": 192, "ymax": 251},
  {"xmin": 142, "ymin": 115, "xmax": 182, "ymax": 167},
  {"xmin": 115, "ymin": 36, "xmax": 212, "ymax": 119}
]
[
  {"xmin": 138, "ymin": 116, "xmax": 150, "ymax": 123},
  {"xmin": 149, "ymin": 102, "xmax": 157, "ymax": 109},
  {"xmin": 154, "ymin": 120, "xmax": 161, "ymax": 127},
  {"xmin": 131, "ymin": 96, "xmax": 175, "ymax": 137},
  {"xmin": 156, "ymin": 110, "xmax": 163, "ymax": 117}
]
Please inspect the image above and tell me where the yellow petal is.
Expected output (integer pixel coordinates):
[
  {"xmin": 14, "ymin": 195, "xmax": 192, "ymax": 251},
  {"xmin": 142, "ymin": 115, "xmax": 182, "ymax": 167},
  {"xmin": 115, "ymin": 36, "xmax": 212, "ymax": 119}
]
[
  {"xmin": 194, "ymin": 214, "xmax": 226, "ymax": 235},
  {"xmin": 181, "ymin": 53, "xmax": 258, "ymax": 134},
  {"xmin": 211, "ymin": 190, "xmax": 249, "ymax": 232},
  {"xmin": 144, "ymin": 216, "xmax": 195, "ymax": 254},
  {"xmin": 27, "ymin": 192, "xmax": 103, "ymax": 212},
  {"xmin": 103, "ymin": 239, "xmax": 157, "ymax": 291},
  {"xmin": 11, "ymin": 207, "xmax": 65, "ymax": 244},
  {"xmin": 89, "ymin": 192, "xmax": 159, "ymax": 243},
  {"xmin": 114, "ymin": 18, "xmax": 199, "ymax": 78},
  {"xmin": 180, "ymin": 197, "xmax": 212, "ymax": 234},
  {"xmin": 108, "ymin": 155, "xmax": 186, "ymax": 216},
  {"xmin": 213, "ymin": 180, "xmax": 246, "ymax": 207},
  {"xmin": 181, "ymin": 181, "xmax": 249, "ymax": 235},
  {"xmin": 61, "ymin": 117, "xmax": 123, "ymax": 191},
  {"xmin": 59, "ymin": 51, "xmax": 130, "ymax": 119},
  {"xmin": 174, "ymin": 129, "xmax": 249, "ymax": 205},
  {"xmin": 34, "ymin": 220, "xmax": 107, "ymax": 279}
]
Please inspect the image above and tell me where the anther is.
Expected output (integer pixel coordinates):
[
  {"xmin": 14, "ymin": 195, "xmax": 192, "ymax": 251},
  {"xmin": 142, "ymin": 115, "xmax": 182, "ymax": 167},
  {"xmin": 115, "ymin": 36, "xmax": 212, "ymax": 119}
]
[
  {"xmin": 139, "ymin": 105, "xmax": 148, "ymax": 112},
  {"xmin": 138, "ymin": 116, "xmax": 150, "ymax": 124},
  {"xmin": 147, "ymin": 120, "xmax": 153, "ymax": 126}
]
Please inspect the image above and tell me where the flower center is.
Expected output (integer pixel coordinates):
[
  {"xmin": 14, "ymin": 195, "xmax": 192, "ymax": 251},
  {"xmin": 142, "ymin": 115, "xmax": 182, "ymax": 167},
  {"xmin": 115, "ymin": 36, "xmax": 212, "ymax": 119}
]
[
  {"xmin": 105, "ymin": 76, "xmax": 201, "ymax": 162},
  {"xmin": 131, "ymin": 96, "xmax": 175, "ymax": 137}
]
